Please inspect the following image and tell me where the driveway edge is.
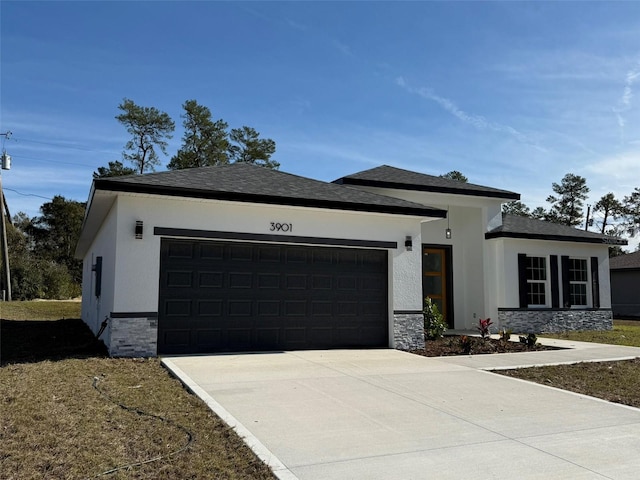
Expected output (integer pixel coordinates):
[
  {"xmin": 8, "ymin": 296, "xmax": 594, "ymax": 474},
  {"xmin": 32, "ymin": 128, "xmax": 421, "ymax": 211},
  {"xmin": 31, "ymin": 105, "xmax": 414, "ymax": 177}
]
[{"xmin": 161, "ymin": 358, "xmax": 299, "ymax": 480}]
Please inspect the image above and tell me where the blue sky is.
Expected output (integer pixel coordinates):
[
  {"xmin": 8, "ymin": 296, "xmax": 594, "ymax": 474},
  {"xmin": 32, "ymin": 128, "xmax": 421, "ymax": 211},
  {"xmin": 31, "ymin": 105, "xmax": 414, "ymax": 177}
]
[{"xmin": 1, "ymin": 1, "xmax": 639, "ymax": 247}]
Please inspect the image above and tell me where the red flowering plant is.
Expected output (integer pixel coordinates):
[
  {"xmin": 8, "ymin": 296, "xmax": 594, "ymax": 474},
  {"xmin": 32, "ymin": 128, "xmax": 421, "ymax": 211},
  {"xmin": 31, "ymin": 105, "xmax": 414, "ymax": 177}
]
[{"xmin": 477, "ymin": 318, "xmax": 493, "ymax": 338}]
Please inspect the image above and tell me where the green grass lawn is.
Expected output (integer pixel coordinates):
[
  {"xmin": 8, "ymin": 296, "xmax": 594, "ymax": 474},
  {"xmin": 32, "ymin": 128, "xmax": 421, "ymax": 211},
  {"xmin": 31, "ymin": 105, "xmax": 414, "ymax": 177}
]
[
  {"xmin": 539, "ymin": 319, "xmax": 640, "ymax": 347},
  {"xmin": 0, "ymin": 300, "xmax": 82, "ymax": 321},
  {"xmin": 0, "ymin": 301, "xmax": 275, "ymax": 480}
]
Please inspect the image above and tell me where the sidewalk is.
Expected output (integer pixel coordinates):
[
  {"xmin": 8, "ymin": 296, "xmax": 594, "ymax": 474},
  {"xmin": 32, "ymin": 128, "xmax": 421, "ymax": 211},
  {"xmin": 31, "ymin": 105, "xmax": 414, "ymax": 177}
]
[{"xmin": 436, "ymin": 336, "xmax": 640, "ymax": 370}]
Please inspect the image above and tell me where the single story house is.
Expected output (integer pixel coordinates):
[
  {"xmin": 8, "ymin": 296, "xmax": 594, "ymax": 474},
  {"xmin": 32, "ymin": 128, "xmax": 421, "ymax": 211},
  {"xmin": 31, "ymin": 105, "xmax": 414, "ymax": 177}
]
[
  {"xmin": 75, "ymin": 163, "xmax": 625, "ymax": 356},
  {"xmin": 609, "ymin": 250, "xmax": 640, "ymax": 318}
]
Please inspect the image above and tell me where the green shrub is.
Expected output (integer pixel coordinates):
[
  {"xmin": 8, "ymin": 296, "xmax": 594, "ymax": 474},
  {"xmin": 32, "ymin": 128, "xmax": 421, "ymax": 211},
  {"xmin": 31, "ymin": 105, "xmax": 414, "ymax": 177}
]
[
  {"xmin": 519, "ymin": 333, "xmax": 538, "ymax": 348},
  {"xmin": 500, "ymin": 328, "xmax": 513, "ymax": 342},
  {"xmin": 424, "ymin": 297, "xmax": 447, "ymax": 340},
  {"xmin": 41, "ymin": 262, "xmax": 81, "ymax": 299}
]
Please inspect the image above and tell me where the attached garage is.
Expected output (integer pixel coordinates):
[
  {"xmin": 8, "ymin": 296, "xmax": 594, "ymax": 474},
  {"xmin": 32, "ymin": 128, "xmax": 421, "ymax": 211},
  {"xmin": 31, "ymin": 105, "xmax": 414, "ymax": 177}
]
[
  {"xmin": 158, "ymin": 238, "xmax": 389, "ymax": 354},
  {"xmin": 76, "ymin": 163, "xmax": 446, "ymax": 357}
]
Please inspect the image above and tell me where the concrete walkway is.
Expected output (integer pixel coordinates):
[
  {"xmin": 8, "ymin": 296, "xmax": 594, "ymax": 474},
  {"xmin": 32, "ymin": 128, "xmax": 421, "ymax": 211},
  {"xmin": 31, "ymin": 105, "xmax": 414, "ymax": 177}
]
[{"xmin": 163, "ymin": 340, "xmax": 640, "ymax": 480}]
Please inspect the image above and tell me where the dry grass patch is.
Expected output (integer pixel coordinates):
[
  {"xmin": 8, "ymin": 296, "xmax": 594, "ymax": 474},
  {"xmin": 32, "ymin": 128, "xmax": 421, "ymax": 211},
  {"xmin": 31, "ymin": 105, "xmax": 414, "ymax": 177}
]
[
  {"xmin": 498, "ymin": 320, "xmax": 640, "ymax": 409},
  {"xmin": 0, "ymin": 358, "xmax": 275, "ymax": 480},
  {"xmin": 498, "ymin": 358, "xmax": 640, "ymax": 408},
  {"xmin": 0, "ymin": 302, "xmax": 275, "ymax": 480}
]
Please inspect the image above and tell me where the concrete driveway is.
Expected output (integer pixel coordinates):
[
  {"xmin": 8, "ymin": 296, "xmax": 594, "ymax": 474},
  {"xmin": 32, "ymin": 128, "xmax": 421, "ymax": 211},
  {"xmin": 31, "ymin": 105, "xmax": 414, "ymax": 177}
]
[{"xmin": 163, "ymin": 345, "xmax": 640, "ymax": 480}]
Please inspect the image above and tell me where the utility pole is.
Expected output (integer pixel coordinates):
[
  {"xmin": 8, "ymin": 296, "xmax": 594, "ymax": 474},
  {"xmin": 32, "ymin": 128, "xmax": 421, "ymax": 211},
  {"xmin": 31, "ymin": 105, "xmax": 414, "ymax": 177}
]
[
  {"xmin": 584, "ymin": 204, "xmax": 591, "ymax": 232},
  {"xmin": 1, "ymin": 131, "xmax": 12, "ymax": 301}
]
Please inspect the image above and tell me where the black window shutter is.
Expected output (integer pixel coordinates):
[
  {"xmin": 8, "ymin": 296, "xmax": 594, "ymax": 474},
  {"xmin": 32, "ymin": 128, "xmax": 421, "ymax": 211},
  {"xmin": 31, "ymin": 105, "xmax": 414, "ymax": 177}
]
[
  {"xmin": 517, "ymin": 254, "xmax": 528, "ymax": 308},
  {"xmin": 561, "ymin": 255, "xmax": 571, "ymax": 307},
  {"xmin": 550, "ymin": 255, "xmax": 559, "ymax": 308},
  {"xmin": 591, "ymin": 256, "xmax": 600, "ymax": 308}
]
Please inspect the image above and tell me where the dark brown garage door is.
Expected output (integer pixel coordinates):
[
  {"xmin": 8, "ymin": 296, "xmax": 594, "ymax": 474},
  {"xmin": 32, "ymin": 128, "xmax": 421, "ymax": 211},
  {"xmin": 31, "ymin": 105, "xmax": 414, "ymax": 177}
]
[{"xmin": 158, "ymin": 238, "xmax": 388, "ymax": 354}]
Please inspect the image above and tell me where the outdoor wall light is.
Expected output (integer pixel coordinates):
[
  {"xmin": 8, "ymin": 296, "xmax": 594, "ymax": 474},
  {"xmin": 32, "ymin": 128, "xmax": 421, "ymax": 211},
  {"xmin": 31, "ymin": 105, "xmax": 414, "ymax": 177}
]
[
  {"xmin": 135, "ymin": 220, "xmax": 143, "ymax": 240},
  {"xmin": 405, "ymin": 236, "xmax": 413, "ymax": 251},
  {"xmin": 445, "ymin": 206, "xmax": 452, "ymax": 239}
]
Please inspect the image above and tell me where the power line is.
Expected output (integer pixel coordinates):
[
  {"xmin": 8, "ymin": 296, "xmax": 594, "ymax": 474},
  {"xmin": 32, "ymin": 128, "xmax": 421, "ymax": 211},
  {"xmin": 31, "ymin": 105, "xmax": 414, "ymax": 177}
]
[
  {"xmin": 4, "ymin": 188, "xmax": 52, "ymax": 201},
  {"xmin": 8, "ymin": 153, "xmax": 97, "ymax": 169},
  {"xmin": 12, "ymin": 136, "xmax": 120, "ymax": 154}
]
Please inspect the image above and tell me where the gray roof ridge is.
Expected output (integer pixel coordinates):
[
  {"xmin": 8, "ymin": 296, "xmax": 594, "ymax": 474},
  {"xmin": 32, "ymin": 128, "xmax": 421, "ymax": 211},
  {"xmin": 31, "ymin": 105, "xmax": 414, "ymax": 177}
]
[
  {"xmin": 488, "ymin": 213, "xmax": 627, "ymax": 245},
  {"xmin": 334, "ymin": 164, "xmax": 520, "ymax": 199},
  {"xmin": 92, "ymin": 162, "xmax": 447, "ymax": 218}
]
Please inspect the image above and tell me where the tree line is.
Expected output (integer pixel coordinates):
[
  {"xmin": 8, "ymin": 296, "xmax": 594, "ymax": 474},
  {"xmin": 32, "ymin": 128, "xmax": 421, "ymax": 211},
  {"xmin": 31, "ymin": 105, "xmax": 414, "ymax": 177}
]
[
  {"xmin": 94, "ymin": 98, "xmax": 278, "ymax": 178},
  {"xmin": 2, "ymin": 98, "xmax": 278, "ymax": 300},
  {"xmin": 501, "ymin": 174, "xmax": 639, "ymax": 255},
  {"xmin": 441, "ymin": 170, "xmax": 639, "ymax": 255},
  {"xmin": 2, "ymin": 100, "xmax": 637, "ymax": 299}
]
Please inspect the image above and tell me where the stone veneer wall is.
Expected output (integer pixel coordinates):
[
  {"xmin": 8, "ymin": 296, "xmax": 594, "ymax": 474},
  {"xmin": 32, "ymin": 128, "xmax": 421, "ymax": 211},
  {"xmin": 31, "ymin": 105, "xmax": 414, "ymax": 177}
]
[
  {"xmin": 498, "ymin": 308, "xmax": 612, "ymax": 334},
  {"xmin": 108, "ymin": 314, "xmax": 158, "ymax": 357},
  {"xmin": 393, "ymin": 312, "xmax": 425, "ymax": 350}
]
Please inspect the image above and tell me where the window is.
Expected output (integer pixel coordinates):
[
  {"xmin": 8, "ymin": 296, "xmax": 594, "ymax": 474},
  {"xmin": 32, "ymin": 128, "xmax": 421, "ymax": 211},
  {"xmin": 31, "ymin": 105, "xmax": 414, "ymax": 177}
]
[
  {"xmin": 569, "ymin": 258, "xmax": 588, "ymax": 307},
  {"xmin": 526, "ymin": 256, "xmax": 547, "ymax": 306}
]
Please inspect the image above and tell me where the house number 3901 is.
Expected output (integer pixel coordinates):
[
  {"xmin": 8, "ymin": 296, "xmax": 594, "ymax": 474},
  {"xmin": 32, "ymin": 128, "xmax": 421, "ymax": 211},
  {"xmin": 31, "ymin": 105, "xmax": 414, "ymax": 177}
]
[{"xmin": 270, "ymin": 222, "xmax": 292, "ymax": 232}]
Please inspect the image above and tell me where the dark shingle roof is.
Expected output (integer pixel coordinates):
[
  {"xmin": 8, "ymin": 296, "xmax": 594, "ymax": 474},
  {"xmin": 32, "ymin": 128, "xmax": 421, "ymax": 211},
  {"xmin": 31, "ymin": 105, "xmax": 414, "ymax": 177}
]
[
  {"xmin": 610, "ymin": 251, "xmax": 640, "ymax": 270},
  {"xmin": 333, "ymin": 165, "xmax": 520, "ymax": 200},
  {"xmin": 485, "ymin": 213, "xmax": 628, "ymax": 245},
  {"xmin": 93, "ymin": 163, "xmax": 446, "ymax": 218}
]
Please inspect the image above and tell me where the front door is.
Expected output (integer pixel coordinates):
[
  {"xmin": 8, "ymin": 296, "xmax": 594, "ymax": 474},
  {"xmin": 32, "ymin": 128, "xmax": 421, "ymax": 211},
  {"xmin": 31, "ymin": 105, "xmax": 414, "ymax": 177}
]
[{"xmin": 423, "ymin": 246, "xmax": 453, "ymax": 328}]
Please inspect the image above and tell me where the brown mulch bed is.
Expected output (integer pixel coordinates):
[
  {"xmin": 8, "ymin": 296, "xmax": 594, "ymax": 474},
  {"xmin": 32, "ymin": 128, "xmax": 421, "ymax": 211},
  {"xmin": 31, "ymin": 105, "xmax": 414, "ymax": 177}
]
[{"xmin": 410, "ymin": 335, "xmax": 559, "ymax": 357}]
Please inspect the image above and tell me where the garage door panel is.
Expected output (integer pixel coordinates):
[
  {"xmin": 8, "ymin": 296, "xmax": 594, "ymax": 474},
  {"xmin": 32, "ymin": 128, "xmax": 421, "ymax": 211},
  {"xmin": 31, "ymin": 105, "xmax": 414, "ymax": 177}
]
[
  {"xmin": 198, "ymin": 272, "xmax": 223, "ymax": 288},
  {"xmin": 257, "ymin": 300, "xmax": 280, "ymax": 316},
  {"xmin": 257, "ymin": 273, "xmax": 280, "ymax": 289},
  {"xmin": 226, "ymin": 328, "xmax": 252, "ymax": 348},
  {"xmin": 195, "ymin": 329, "xmax": 223, "ymax": 347},
  {"xmin": 197, "ymin": 300, "xmax": 223, "ymax": 316},
  {"xmin": 284, "ymin": 300, "xmax": 307, "ymax": 316},
  {"xmin": 162, "ymin": 329, "xmax": 190, "ymax": 347},
  {"xmin": 158, "ymin": 239, "xmax": 388, "ymax": 354},
  {"xmin": 166, "ymin": 271, "xmax": 192, "ymax": 288},
  {"xmin": 337, "ymin": 276, "xmax": 357, "ymax": 290},
  {"xmin": 228, "ymin": 300, "xmax": 253, "ymax": 316},
  {"xmin": 257, "ymin": 246, "xmax": 281, "ymax": 262},
  {"xmin": 311, "ymin": 301, "xmax": 332, "ymax": 316},
  {"xmin": 312, "ymin": 275, "xmax": 332, "ymax": 289},
  {"xmin": 165, "ymin": 299, "xmax": 191, "ymax": 316},
  {"xmin": 256, "ymin": 328, "xmax": 281, "ymax": 348},
  {"xmin": 285, "ymin": 274, "xmax": 307, "ymax": 289},
  {"xmin": 229, "ymin": 272, "xmax": 253, "ymax": 289},
  {"xmin": 337, "ymin": 301, "xmax": 358, "ymax": 316},
  {"xmin": 199, "ymin": 243, "xmax": 224, "ymax": 260},
  {"xmin": 230, "ymin": 244, "xmax": 253, "ymax": 261},
  {"xmin": 167, "ymin": 242, "xmax": 194, "ymax": 259}
]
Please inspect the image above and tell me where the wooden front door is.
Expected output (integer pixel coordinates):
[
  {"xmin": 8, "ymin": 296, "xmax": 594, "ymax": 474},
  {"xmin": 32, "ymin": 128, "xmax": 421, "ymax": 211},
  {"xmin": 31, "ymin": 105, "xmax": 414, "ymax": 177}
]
[{"xmin": 423, "ymin": 247, "xmax": 452, "ymax": 328}]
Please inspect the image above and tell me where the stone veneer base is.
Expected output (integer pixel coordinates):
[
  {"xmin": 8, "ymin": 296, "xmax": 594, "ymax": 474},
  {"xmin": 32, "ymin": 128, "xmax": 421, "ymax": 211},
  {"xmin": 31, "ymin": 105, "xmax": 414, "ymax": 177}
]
[
  {"xmin": 498, "ymin": 308, "xmax": 612, "ymax": 334},
  {"xmin": 106, "ymin": 312, "xmax": 425, "ymax": 356},
  {"xmin": 109, "ymin": 315, "xmax": 158, "ymax": 357},
  {"xmin": 393, "ymin": 312, "xmax": 425, "ymax": 350}
]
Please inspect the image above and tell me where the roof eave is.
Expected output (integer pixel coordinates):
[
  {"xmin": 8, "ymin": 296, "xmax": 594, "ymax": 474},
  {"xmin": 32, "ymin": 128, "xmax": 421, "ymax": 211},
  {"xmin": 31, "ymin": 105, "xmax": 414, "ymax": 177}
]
[
  {"xmin": 91, "ymin": 181, "xmax": 447, "ymax": 218},
  {"xmin": 485, "ymin": 231, "xmax": 628, "ymax": 245}
]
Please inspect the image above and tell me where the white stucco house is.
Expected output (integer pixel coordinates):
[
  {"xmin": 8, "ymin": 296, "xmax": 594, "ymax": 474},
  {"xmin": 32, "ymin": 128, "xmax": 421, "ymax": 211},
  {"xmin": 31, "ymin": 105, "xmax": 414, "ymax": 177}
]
[{"xmin": 75, "ymin": 163, "xmax": 625, "ymax": 356}]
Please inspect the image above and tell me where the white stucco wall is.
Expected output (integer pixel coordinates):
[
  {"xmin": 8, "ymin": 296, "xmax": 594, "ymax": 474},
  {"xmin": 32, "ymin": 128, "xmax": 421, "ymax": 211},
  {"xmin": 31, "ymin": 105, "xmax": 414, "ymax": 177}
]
[
  {"xmin": 490, "ymin": 238, "xmax": 612, "ymax": 315},
  {"xmin": 347, "ymin": 185, "xmax": 505, "ymax": 330},
  {"xmin": 419, "ymin": 206, "xmax": 486, "ymax": 329},
  {"xmin": 105, "ymin": 193, "xmax": 425, "ymax": 344},
  {"xmin": 81, "ymin": 200, "xmax": 118, "ymax": 342}
]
